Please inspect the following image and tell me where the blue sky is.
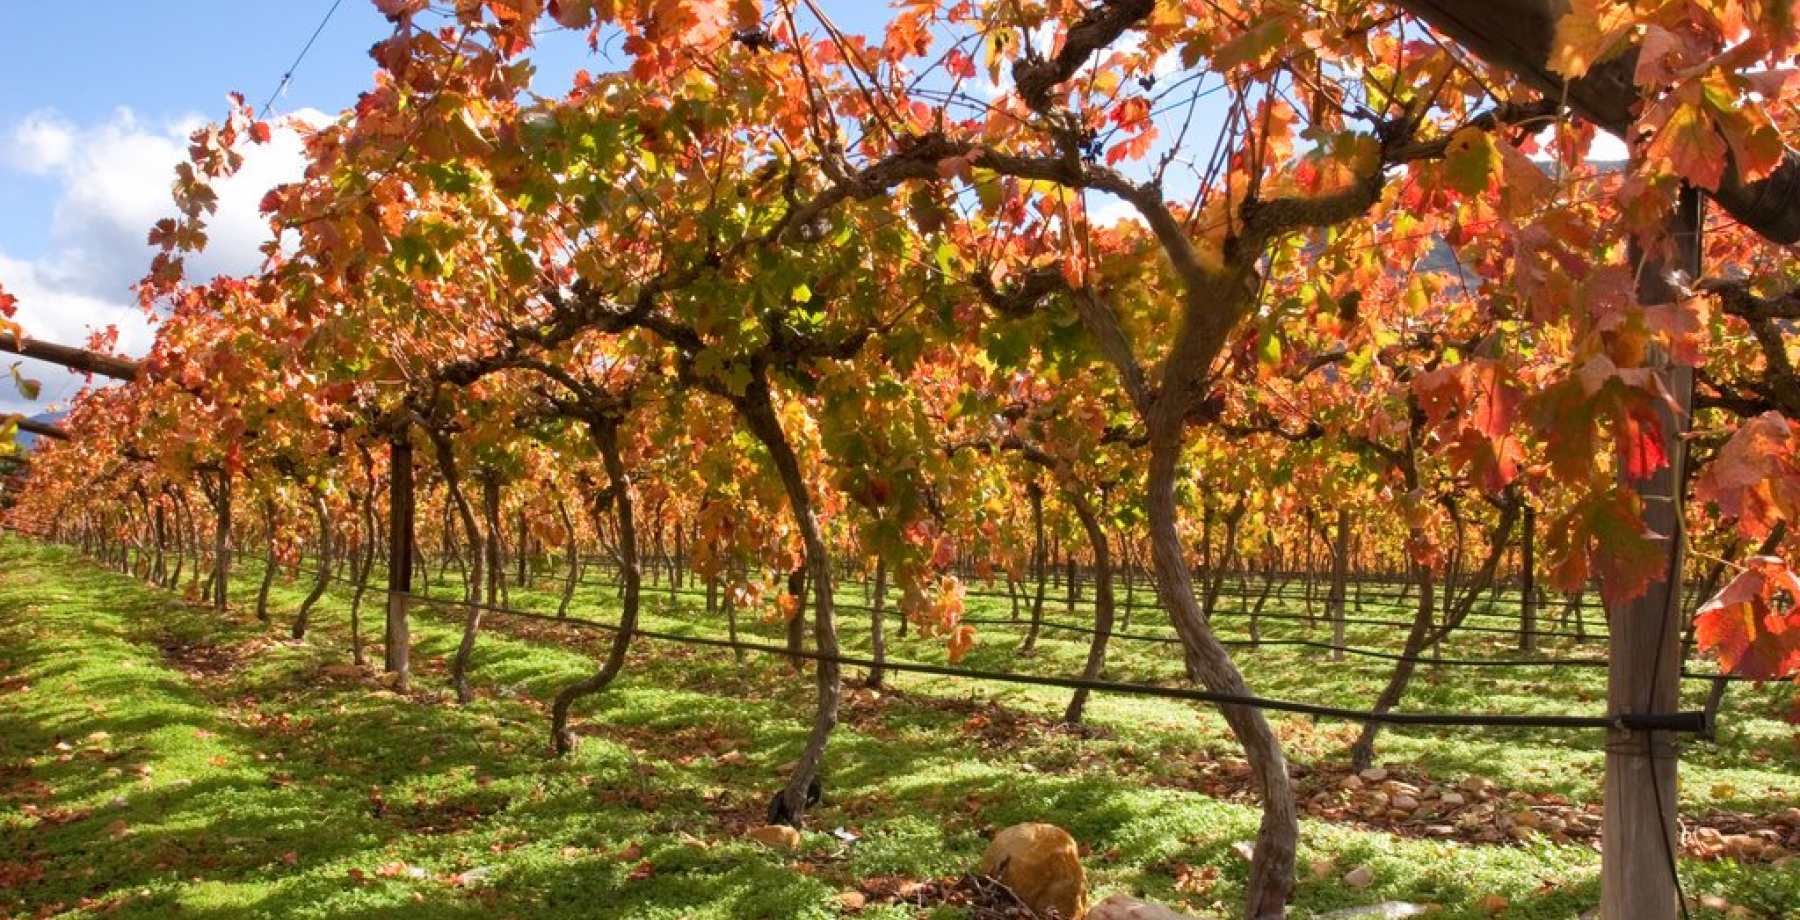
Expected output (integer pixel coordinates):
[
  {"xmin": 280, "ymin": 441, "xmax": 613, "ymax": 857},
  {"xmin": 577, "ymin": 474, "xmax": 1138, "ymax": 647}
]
[
  {"xmin": 0, "ymin": 1, "xmax": 1016, "ymax": 418},
  {"xmin": 0, "ymin": 4, "xmax": 917, "ymax": 416},
  {"xmin": 0, "ymin": 2, "xmax": 422, "ymax": 412},
  {"xmin": 0, "ymin": 2, "xmax": 903, "ymax": 258},
  {"xmin": 3, "ymin": 2, "xmax": 388, "ymax": 259},
  {"xmin": 0, "ymin": 1, "xmax": 1199, "ymax": 416}
]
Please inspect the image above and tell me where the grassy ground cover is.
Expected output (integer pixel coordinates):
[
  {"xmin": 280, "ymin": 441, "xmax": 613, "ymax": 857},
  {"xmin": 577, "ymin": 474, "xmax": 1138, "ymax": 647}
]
[{"xmin": 2, "ymin": 536, "xmax": 1795, "ymax": 918}]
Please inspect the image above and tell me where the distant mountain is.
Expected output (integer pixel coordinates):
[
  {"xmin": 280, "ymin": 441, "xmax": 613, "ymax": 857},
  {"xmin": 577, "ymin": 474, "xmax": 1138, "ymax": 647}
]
[{"xmin": 13, "ymin": 410, "xmax": 67, "ymax": 451}]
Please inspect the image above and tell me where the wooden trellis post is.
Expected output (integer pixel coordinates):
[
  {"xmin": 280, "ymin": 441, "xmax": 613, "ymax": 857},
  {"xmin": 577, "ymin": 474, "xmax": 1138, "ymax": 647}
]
[
  {"xmin": 385, "ymin": 438, "xmax": 414, "ymax": 686},
  {"xmin": 1602, "ymin": 185, "xmax": 1703, "ymax": 920}
]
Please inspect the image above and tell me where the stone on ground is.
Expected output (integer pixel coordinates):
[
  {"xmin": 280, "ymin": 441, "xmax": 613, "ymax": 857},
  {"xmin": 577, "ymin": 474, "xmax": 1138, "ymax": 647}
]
[
  {"xmin": 1316, "ymin": 903, "xmax": 1432, "ymax": 919},
  {"xmin": 1086, "ymin": 893, "xmax": 1198, "ymax": 918},
  {"xmin": 979, "ymin": 822, "xmax": 1088, "ymax": 919},
  {"xmin": 745, "ymin": 824, "xmax": 802, "ymax": 851}
]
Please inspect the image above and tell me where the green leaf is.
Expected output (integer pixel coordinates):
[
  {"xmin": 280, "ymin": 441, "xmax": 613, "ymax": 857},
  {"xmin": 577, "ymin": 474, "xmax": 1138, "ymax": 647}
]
[
  {"xmin": 10, "ymin": 364, "xmax": 39, "ymax": 401},
  {"xmin": 1211, "ymin": 14, "xmax": 1288, "ymax": 70},
  {"xmin": 983, "ymin": 322, "xmax": 1031, "ymax": 368},
  {"xmin": 1443, "ymin": 127, "xmax": 1500, "ymax": 196},
  {"xmin": 935, "ymin": 241, "xmax": 959, "ymax": 278},
  {"xmin": 790, "ymin": 283, "xmax": 812, "ymax": 303},
  {"xmin": 1258, "ymin": 330, "xmax": 1283, "ymax": 367}
]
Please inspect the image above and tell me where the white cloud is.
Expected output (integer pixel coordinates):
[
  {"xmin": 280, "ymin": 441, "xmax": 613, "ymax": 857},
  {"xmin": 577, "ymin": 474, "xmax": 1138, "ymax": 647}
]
[
  {"xmin": 1088, "ymin": 196, "xmax": 1142, "ymax": 227},
  {"xmin": 6, "ymin": 111, "xmax": 76, "ymax": 175},
  {"xmin": 0, "ymin": 106, "xmax": 324, "ymax": 416},
  {"xmin": 1529, "ymin": 125, "xmax": 1631, "ymax": 163},
  {"xmin": 0, "ymin": 252, "xmax": 154, "ymax": 416},
  {"xmin": 1590, "ymin": 131, "xmax": 1629, "ymax": 161}
]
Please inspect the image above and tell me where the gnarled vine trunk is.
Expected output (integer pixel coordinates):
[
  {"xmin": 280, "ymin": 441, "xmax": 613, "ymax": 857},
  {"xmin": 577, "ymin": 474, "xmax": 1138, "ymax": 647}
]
[
  {"xmin": 256, "ymin": 498, "xmax": 277, "ymax": 624},
  {"xmin": 1020, "ymin": 483, "xmax": 1048, "ymax": 656},
  {"xmin": 556, "ymin": 497, "xmax": 580, "ymax": 618},
  {"xmin": 1062, "ymin": 487, "xmax": 1113, "ymax": 725},
  {"xmin": 291, "ymin": 489, "xmax": 332, "ymax": 640},
  {"xmin": 1145, "ymin": 423, "xmax": 1295, "ymax": 920},
  {"xmin": 736, "ymin": 381, "xmax": 839, "ymax": 826},
  {"xmin": 552, "ymin": 420, "xmax": 639, "ymax": 755},
  {"xmin": 429, "ymin": 430, "xmax": 485, "ymax": 704},
  {"xmin": 349, "ymin": 450, "xmax": 379, "ymax": 667},
  {"xmin": 866, "ymin": 557, "xmax": 888, "ymax": 689},
  {"xmin": 1348, "ymin": 499, "xmax": 1518, "ymax": 770}
]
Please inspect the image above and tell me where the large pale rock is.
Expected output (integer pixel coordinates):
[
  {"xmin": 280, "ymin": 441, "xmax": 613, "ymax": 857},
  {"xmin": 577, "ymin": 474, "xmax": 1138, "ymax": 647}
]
[
  {"xmin": 1085, "ymin": 894, "xmax": 1197, "ymax": 919},
  {"xmin": 979, "ymin": 822, "xmax": 1088, "ymax": 919},
  {"xmin": 745, "ymin": 824, "xmax": 802, "ymax": 851},
  {"xmin": 1316, "ymin": 903, "xmax": 1432, "ymax": 919}
]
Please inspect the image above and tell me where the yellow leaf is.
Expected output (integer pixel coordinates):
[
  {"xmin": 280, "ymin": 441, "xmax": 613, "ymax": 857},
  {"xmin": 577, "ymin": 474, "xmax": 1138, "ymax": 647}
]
[
  {"xmin": 1549, "ymin": 0, "xmax": 1633, "ymax": 79},
  {"xmin": 1645, "ymin": 102, "xmax": 1727, "ymax": 191}
]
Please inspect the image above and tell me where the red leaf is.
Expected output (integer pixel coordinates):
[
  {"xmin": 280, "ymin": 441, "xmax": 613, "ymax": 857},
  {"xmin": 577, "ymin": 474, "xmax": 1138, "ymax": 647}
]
[
  {"xmin": 1695, "ymin": 557, "xmax": 1800, "ymax": 679},
  {"xmin": 1617, "ymin": 399, "xmax": 1669, "ymax": 481},
  {"xmin": 1695, "ymin": 412, "xmax": 1800, "ymax": 538}
]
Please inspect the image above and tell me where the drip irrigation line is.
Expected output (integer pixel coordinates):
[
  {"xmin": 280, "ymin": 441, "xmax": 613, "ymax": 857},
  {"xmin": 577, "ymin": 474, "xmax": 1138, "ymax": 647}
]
[
  {"xmin": 574, "ymin": 552, "xmax": 1620, "ymax": 636},
  {"xmin": 282, "ymin": 561, "xmax": 1757, "ymax": 683},
  {"xmin": 955, "ymin": 582, "xmax": 1616, "ymax": 638},
  {"xmin": 972, "ymin": 615, "xmax": 1605, "ymax": 666},
  {"xmin": 556, "ymin": 561, "xmax": 1616, "ymax": 643},
  {"xmin": 945, "ymin": 612, "xmax": 1754, "ymax": 682},
  {"xmin": 950, "ymin": 574, "xmax": 1616, "ymax": 614},
  {"xmin": 394, "ymin": 590, "xmax": 1713, "ymax": 734},
  {"xmin": 594, "ymin": 571, "xmax": 1615, "ymax": 643}
]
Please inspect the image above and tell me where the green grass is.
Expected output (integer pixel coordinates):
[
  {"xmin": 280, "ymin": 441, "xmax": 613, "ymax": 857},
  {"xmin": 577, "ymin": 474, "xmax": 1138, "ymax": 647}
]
[{"xmin": 1, "ymin": 537, "xmax": 1794, "ymax": 919}]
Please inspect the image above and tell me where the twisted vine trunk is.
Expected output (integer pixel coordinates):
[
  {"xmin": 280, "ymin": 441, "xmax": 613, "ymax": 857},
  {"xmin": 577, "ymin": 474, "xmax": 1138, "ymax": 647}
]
[
  {"xmin": 1248, "ymin": 551, "xmax": 1278, "ymax": 648},
  {"xmin": 168, "ymin": 495, "xmax": 186, "ymax": 590},
  {"xmin": 291, "ymin": 489, "xmax": 332, "ymax": 640},
  {"xmin": 737, "ymin": 383, "xmax": 839, "ymax": 826},
  {"xmin": 1329, "ymin": 509, "xmax": 1350, "ymax": 661},
  {"xmin": 152, "ymin": 499, "xmax": 168, "ymax": 586},
  {"xmin": 556, "ymin": 497, "xmax": 580, "ymax": 618},
  {"xmin": 1062, "ymin": 488, "xmax": 1113, "ymax": 725},
  {"xmin": 723, "ymin": 573, "xmax": 744, "ymax": 664},
  {"xmin": 256, "ymin": 498, "xmax": 277, "ymax": 623},
  {"xmin": 517, "ymin": 506, "xmax": 529, "ymax": 588},
  {"xmin": 1348, "ymin": 560, "xmax": 1435, "ymax": 773},
  {"xmin": 209, "ymin": 469, "xmax": 231, "ymax": 613},
  {"xmin": 448, "ymin": 473, "xmax": 502, "ymax": 703},
  {"xmin": 1518, "ymin": 505, "xmax": 1537, "ymax": 653},
  {"xmin": 429, "ymin": 431, "xmax": 484, "ymax": 704},
  {"xmin": 552, "ymin": 421, "xmax": 638, "ymax": 755},
  {"xmin": 1020, "ymin": 483, "xmax": 1047, "ymax": 656},
  {"xmin": 1145, "ymin": 423, "xmax": 1295, "ymax": 920},
  {"xmin": 866, "ymin": 557, "xmax": 887, "ymax": 689},
  {"xmin": 384, "ymin": 439, "xmax": 415, "ymax": 688},
  {"xmin": 491, "ymin": 478, "xmax": 509, "ymax": 610},
  {"xmin": 186, "ymin": 493, "xmax": 205, "ymax": 598},
  {"xmin": 1349, "ymin": 500, "xmax": 1518, "ymax": 770}
]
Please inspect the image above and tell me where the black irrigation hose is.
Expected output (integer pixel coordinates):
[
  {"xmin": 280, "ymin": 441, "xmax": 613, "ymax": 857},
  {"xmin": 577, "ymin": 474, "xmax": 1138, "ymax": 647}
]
[
  {"xmin": 946, "ymin": 612, "xmax": 1758, "ymax": 682},
  {"xmin": 396, "ymin": 590, "xmax": 1713, "ymax": 734},
  {"xmin": 574, "ymin": 569, "xmax": 1617, "ymax": 643},
  {"xmin": 951, "ymin": 575, "xmax": 1617, "ymax": 616},
  {"xmin": 289, "ymin": 562, "xmax": 1756, "ymax": 683},
  {"xmin": 590, "ymin": 550, "xmax": 1620, "ymax": 622},
  {"xmin": 983, "ymin": 592, "xmax": 1613, "ymax": 642},
  {"xmin": 965, "ymin": 576, "xmax": 1616, "ymax": 613},
  {"xmin": 957, "ymin": 615, "xmax": 1605, "ymax": 666}
]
